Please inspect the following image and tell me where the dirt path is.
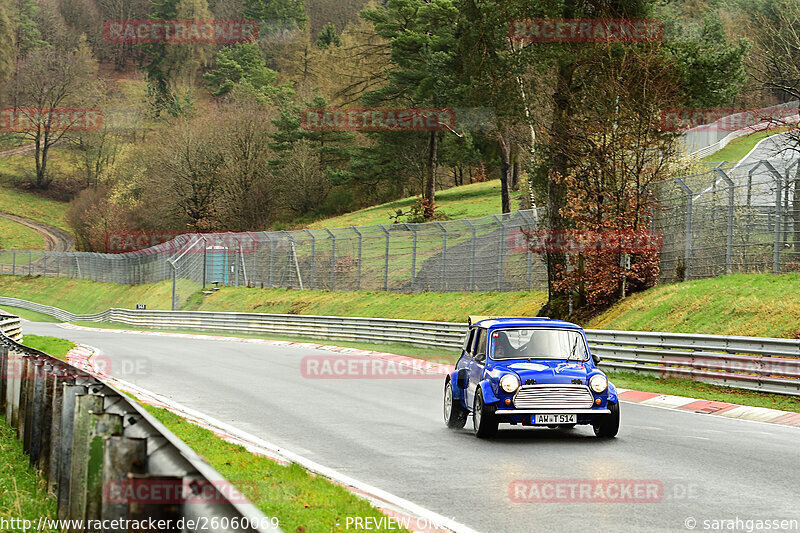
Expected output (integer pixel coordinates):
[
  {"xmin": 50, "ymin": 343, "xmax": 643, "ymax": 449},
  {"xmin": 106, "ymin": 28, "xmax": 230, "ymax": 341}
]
[
  {"xmin": 0, "ymin": 144, "xmax": 35, "ymax": 157},
  {"xmin": 0, "ymin": 212, "xmax": 74, "ymax": 251}
]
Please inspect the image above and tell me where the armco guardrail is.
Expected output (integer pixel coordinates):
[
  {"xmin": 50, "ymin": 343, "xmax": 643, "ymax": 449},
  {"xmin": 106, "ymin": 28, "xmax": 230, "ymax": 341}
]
[
  {"xmin": 0, "ymin": 312, "xmax": 22, "ymax": 342},
  {"xmin": 0, "ymin": 312, "xmax": 282, "ymax": 533},
  {"xmin": 1, "ymin": 297, "xmax": 798, "ymax": 396}
]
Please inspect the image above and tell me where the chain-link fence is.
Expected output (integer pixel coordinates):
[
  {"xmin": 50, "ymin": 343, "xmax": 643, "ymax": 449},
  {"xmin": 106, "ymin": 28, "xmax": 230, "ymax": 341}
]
[
  {"xmin": 653, "ymin": 158, "xmax": 800, "ymax": 281},
  {"xmin": 0, "ymin": 210, "xmax": 549, "ymax": 309}
]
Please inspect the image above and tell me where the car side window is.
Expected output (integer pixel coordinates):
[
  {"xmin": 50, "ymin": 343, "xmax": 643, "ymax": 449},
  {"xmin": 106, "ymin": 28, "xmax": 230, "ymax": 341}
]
[
  {"xmin": 462, "ymin": 328, "xmax": 475, "ymax": 354},
  {"xmin": 474, "ymin": 329, "xmax": 487, "ymax": 363}
]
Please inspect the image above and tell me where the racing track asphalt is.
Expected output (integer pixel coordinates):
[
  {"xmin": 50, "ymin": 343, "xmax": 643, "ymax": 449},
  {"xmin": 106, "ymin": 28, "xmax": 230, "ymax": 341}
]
[{"xmin": 22, "ymin": 322, "xmax": 800, "ymax": 533}]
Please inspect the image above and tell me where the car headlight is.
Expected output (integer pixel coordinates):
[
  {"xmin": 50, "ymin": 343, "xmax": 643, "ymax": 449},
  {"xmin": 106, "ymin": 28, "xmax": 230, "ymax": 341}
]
[
  {"xmin": 589, "ymin": 374, "xmax": 608, "ymax": 393},
  {"xmin": 500, "ymin": 374, "xmax": 520, "ymax": 393}
]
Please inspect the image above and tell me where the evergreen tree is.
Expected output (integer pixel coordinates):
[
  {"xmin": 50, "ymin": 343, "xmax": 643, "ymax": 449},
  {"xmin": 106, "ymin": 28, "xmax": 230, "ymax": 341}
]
[{"xmin": 315, "ymin": 22, "xmax": 340, "ymax": 49}]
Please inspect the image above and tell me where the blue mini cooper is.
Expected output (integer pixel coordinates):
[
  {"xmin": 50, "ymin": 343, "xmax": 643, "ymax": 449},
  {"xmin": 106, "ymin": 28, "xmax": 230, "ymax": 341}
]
[{"xmin": 443, "ymin": 317, "xmax": 619, "ymax": 438}]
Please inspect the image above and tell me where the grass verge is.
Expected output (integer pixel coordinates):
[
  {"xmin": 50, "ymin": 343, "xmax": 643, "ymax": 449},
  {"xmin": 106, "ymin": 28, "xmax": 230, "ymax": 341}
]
[
  {"xmin": 0, "ymin": 306, "xmax": 60, "ymax": 323},
  {"xmin": 302, "ymin": 179, "xmax": 507, "ymax": 229},
  {"xmin": 588, "ymin": 273, "xmax": 800, "ymax": 339},
  {"xmin": 0, "ymin": 218, "xmax": 46, "ymax": 250},
  {"xmin": 0, "ymin": 186, "xmax": 70, "ymax": 233},
  {"xmin": 0, "ymin": 420, "xmax": 58, "ymax": 530},
  {"xmin": 0, "ymin": 275, "xmax": 546, "ymax": 323},
  {"xmin": 19, "ymin": 335, "xmax": 74, "ymax": 360},
  {"xmin": 701, "ymin": 127, "xmax": 793, "ymax": 163},
  {"xmin": 609, "ymin": 371, "xmax": 800, "ymax": 413},
  {"xmin": 143, "ymin": 405, "xmax": 411, "ymax": 533}
]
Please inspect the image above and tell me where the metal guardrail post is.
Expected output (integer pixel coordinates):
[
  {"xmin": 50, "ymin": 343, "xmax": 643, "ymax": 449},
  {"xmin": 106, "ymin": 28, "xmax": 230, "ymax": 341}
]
[
  {"xmin": 350, "ymin": 226, "xmax": 362, "ymax": 290},
  {"xmin": 57, "ymin": 383, "xmax": 88, "ymax": 519},
  {"xmin": 12, "ymin": 250, "xmax": 15, "ymax": 275},
  {"xmin": 68, "ymin": 392, "xmax": 105, "ymax": 524},
  {"xmin": 714, "ymin": 168, "xmax": 735, "ymax": 275},
  {"xmin": 102, "ymin": 436, "xmax": 147, "ymax": 528},
  {"xmin": 674, "ymin": 177, "xmax": 693, "ymax": 281},
  {"xmin": 378, "ymin": 224, "xmax": 389, "ymax": 291},
  {"xmin": 85, "ymin": 412, "xmax": 124, "ymax": 526}
]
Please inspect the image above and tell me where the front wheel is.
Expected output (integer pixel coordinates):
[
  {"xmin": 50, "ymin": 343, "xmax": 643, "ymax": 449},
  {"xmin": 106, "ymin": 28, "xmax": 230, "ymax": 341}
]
[
  {"xmin": 593, "ymin": 401, "xmax": 620, "ymax": 438},
  {"xmin": 473, "ymin": 389, "xmax": 498, "ymax": 438},
  {"xmin": 443, "ymin": 380, "xmax": 468, "ymax": 429}
]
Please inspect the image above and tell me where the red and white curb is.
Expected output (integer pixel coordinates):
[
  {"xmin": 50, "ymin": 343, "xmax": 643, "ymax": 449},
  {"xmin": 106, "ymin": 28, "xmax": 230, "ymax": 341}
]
[
  {"xmin": 616, "ymin": 389, "xmax": 800, "ymax": 428},
  {"xmin": 65, "ymin": 343, "xmax": 474, "ymax": 533}
]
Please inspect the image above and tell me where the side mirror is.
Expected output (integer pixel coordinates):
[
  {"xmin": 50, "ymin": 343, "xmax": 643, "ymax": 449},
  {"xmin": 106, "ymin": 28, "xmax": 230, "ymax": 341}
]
[
  {"xmin": 456, "ymin": 368, "xmax": 469, "ymax": 389},
  {"xmin": 475, "ymin": 352, "xmax": 486, "ymax": 364},
  {"xmin": 592, "ymin": 353, "xmax": 601, "ymax": 365}
]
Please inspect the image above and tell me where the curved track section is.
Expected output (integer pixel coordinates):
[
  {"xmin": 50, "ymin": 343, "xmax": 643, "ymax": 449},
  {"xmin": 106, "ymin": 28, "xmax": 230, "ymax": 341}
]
[
  {"xmin": 0, "ymin": 212, "xmax": 74, "ymax": 251},
  {"xmin": 22, "ymin": 322, "xmax": 800, "ymax": 533}
]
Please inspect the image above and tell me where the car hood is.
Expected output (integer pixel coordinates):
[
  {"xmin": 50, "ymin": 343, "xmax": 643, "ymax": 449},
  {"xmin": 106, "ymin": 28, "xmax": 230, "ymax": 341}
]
[{"xmin": 503, "ymin": 360, "xmax": 590, "ymax": 384}]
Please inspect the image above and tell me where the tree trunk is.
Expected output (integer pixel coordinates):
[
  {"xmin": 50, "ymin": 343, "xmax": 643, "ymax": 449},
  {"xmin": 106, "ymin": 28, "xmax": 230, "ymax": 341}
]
[
  {"xmin": 512, "ymin": 160, "xmax": 521, "ymax": 190},
  {"xmin": 499, "ymin": 136, "xmax": 511, "ymax": 214},
  {"xmin": 794, "ymin": 163, "xmax": 800, "ymax": 254},
  {"xmin": 423, "ymin": 130, "xmax": 437, "ymax": 210},
  {"xmin": 544, "ymin": 60, "xmax": 574, "ymax": 317}
]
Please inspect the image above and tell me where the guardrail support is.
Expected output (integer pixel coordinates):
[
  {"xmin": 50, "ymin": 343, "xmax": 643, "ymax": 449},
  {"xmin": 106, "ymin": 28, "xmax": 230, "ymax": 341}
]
[
  {"xmin": 68, "ymin": 393, "xmax": 105, "ymax": 525},
  {"xmin": 85, "ymin": 413, "xmax": 124, "ymax": 527},
  {"xmin": 102, "ymin": 436, "xmax": 147, "ymax": 529},
  {"xmin": 57, "ymin": 384, "xmax": 88, "ymax": 518}
]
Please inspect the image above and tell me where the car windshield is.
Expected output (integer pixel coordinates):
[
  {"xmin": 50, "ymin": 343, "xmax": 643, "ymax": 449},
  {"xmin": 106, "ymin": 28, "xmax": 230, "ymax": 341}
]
[{"xmin": 490, "ymin": 328, "xmax": 589, "ymax": 361}]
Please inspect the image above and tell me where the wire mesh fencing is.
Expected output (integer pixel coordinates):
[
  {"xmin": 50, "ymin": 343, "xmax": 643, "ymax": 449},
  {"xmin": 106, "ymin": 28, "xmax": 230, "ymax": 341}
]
[
  {"xmin": 653, "ymin": 158, "xmax": 800, "ymax": 281},
  {"xmin": 0, "ymin": 210, "xmax": 550, "ymax": 309}
]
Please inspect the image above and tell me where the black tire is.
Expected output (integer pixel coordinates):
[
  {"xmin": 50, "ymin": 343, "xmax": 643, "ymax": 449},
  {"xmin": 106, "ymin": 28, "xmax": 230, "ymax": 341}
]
[
  {"xmin": 593, "ymin": 401, "xmax": 620, "ymax": 438},
  {"xmin": 472, "ymin": 389, "xmax": 498, "ymax": 438},
  {"xmin": 443, "ymin": 380, "xmax": 468, "ymax": 429}
]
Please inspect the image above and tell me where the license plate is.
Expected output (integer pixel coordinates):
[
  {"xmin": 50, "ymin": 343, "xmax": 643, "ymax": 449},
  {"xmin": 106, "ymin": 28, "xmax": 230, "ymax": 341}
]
[{"xmin": 533, "ymin": 414, "xmax": 576, "ymax": 425}]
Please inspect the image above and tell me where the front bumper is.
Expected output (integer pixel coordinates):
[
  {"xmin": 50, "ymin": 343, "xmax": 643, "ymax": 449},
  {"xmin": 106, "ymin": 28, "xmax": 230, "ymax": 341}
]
[{"xmin": 494, "ymin": 408, "xmax": 611, "ymax": 415}]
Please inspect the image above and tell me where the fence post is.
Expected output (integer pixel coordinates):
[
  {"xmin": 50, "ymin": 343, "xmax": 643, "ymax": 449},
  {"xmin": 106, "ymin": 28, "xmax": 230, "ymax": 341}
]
[
  {"xmin": 463, "ymin": 220, "xmax": 477, "ymax": 291},
  {"xmin": 304, "ymin": 229, "xmax": 315, "ymax": 290},
  {"xmin": 201, "ymin": 236, "xmax": 207, "ymax": 289},
  {"xmin": 265, "ymin": 233, "xmax": 274, "ymax": 288},
  {"xmin": 405, "ymin": 223, "xmax": 418, "ymax": 285},
  {"xmin": 492, "ymin": 215, "xmax": 504, "ymax": 290},
  {"xmin": 12, "ymin": 250, "xmax": 15, "ymax": 275},
  {"xmin": 350, "ymin": 226, "xmax": 362, "ymax": 290},
  {"xmin": 519, "ymin": 211, "xmax": 535, "ymax": 289},
  {"xmin": 324, "ymin": 228, "xmax": 335, "ymax": 290},
  {"xmin": 774, "ymin": 172, "xmax": 783, "ymax": 274},
  {"xmin": 378, "ymin": 224, "xmax": 389, "ymax": 291},
  {"xmin": 715, "ymin": 168, "xmax": 735, "ymax": 275},
  {"xmin": 435, "ymin": 222, "xmax": 447, "ymax": 291},
  {"xmin": 674, "ymin": 177, "xmax": 693, "ymax": 281}
]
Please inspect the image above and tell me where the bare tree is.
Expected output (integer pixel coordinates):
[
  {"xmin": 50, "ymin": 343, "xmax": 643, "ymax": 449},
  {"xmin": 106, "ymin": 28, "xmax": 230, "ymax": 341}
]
[{"xmin": 9, "ymin": 41, "xmax": 98, "ymax": 188}]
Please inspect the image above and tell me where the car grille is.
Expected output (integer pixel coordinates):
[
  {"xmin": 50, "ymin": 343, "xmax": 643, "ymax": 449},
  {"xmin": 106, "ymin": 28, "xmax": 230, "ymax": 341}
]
[{"xmin": 513, "ymin": 384, "xmax": 594, "ymax": 410}]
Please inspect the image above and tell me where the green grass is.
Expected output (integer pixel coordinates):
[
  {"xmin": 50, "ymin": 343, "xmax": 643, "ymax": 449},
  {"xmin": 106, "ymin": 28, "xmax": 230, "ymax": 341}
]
[
  {"xmin": 0, "ymin": 218, "xmax": 46, "ymax": 250},
  {"xmin": 143, "ymin": 405, "xmax": 410, "ymax": 533},
  {"xmin": 19, "ymin": 335, "xmax": 74, "ymax": 360},
  {"xmin": 306, "ymin": 180, "xmax": 506, "ymax": 229},
  {"xmin": 0, "ymin": 306, "xmax": 59, "ymax": 323},
  {"xmin": 0, "ymin": 275, "xmax": 547, "ymax": 322},
  {"xmin": 0, "ymin": 186, "xmax": 70, "ymax": 232},
  {"xmin": 609, "ymin": 371, "xmax": 800, "ymax": 413},
  {"xmin": 701, "ymin": 127, "xmax": 793, "ymax": 163},
  {"xmin": 0, "ymin": 420, "xmax": 58, "ymax": 531},
  {"xmin": 588, "ymin": 273, "xmax": 800, "ymax": 338}
]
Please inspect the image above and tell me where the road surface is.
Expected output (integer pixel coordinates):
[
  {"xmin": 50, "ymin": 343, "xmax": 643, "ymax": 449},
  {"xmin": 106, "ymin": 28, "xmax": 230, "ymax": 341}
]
[{"xmin": 20, "ymin": 322, "xmax": 800, "ymax": 533}]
